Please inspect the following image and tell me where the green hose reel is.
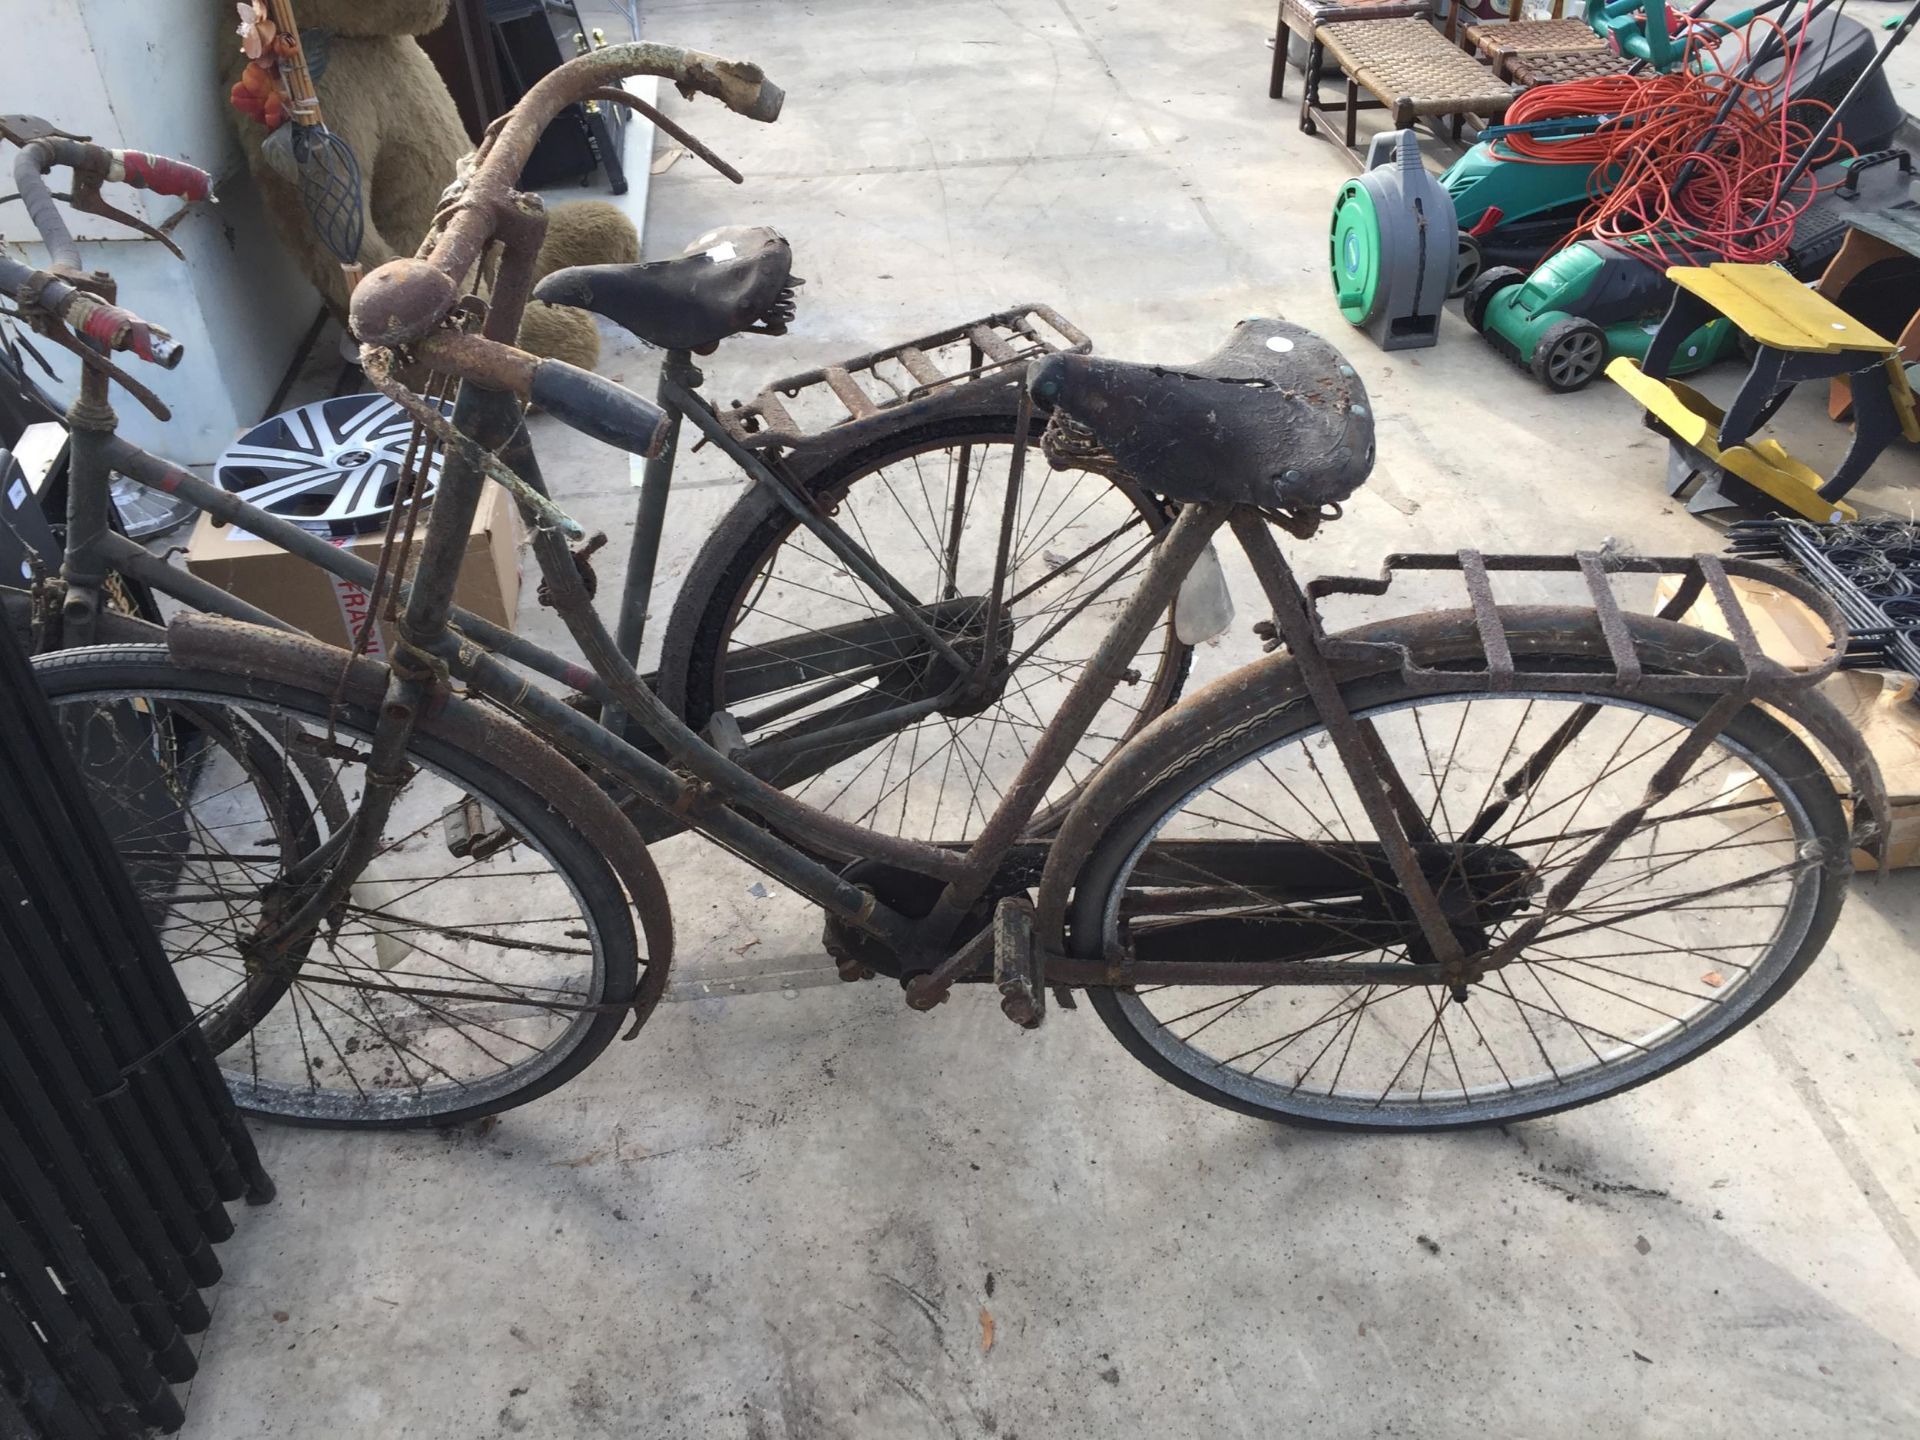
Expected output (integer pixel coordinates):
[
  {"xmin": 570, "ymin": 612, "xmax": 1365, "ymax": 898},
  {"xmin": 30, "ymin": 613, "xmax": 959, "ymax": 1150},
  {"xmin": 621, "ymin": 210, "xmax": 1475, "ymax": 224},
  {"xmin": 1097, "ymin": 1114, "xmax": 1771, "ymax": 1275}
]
[{"xmin": 1328, "ymin": 130, "xmax": 1457, "ymax": 351}]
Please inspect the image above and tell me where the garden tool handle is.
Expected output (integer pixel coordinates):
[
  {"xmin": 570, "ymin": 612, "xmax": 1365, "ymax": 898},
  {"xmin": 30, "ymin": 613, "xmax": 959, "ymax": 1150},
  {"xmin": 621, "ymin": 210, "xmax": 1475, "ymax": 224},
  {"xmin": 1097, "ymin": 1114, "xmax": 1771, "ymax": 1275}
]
[
  {"xmin": 349, "ymin": 43, "xmax": 782, "ymax": 349},
  {"xmin": 263, "ymin": 0, "xmax": 324, "ymax": 124}
]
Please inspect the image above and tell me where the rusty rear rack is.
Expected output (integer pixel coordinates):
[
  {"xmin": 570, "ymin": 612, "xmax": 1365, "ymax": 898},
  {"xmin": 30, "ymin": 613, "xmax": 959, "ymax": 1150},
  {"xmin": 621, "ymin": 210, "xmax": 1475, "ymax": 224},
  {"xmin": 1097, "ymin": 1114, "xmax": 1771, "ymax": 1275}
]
[
  {"xmin": 1305, "ymin": 551, "xmax": 1850, "ymax": 699},
  {"xmin": 717, "ymin": 303, "xmax": 1089, "ymax": 455}
]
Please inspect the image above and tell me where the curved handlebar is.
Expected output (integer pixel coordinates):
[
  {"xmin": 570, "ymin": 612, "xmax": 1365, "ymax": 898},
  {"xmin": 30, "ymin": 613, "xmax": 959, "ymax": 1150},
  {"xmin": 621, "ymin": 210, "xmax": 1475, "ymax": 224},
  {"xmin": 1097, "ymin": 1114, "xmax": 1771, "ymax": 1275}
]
[
  {"xmin": 14, "ymin": 146, "xmax": 82, "ymax": 271},
  {"xmin": 12, "ymin": 135, "xmax": 215, "ymax": 268},
  {"xmin": 4, "ymin": 130, "xmax": 207, "ymax": 370},
  {"xmin": 351, "ymin": 42, "xmax": 782, "ymax": 347}
]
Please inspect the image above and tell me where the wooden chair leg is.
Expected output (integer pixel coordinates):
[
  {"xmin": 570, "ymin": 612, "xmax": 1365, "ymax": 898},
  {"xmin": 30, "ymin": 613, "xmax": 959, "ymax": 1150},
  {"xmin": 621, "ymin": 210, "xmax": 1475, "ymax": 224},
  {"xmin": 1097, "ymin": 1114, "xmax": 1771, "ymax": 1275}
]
[
  {"xmin": 1299, "ymin": 37, "xmax": 1322, "ymax": 133},
  {"xmin": 1271, "ymin": 5, "xmax": 1289, "ymax": 99},
  {"xmin": 1451, "ymin": 112, "xmax": 1464, "ymax": 142},
  {"xmin": 1345, "ymin": 76, "xmax": 1359, "ymax": 151}
]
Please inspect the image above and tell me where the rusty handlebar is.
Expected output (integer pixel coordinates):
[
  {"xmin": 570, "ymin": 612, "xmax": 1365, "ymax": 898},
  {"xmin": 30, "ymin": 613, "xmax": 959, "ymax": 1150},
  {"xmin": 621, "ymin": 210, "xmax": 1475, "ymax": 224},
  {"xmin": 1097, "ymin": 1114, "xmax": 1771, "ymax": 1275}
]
[
  {"xmin": 12, "ymin": 131, "xmax": 213, "ymax": 272},
  {"xmin": 1, "ymin": 123, "xmax": 210, "ymax": 368},
  {"xmin": 349, "ymin": 43, "xmax": 782, "ymax": 349}
]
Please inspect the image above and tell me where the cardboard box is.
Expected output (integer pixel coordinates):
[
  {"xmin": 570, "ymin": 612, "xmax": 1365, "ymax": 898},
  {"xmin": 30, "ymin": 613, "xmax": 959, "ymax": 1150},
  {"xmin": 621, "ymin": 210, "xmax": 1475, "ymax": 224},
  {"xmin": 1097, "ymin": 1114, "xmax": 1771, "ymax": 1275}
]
[
  {"xmin": 185, "ymin": 483, "xmax": 522, "ymax": 656},
  {"xmin": 1656, "ymin": 573, "xmax": 1920, "ymax": 870}
]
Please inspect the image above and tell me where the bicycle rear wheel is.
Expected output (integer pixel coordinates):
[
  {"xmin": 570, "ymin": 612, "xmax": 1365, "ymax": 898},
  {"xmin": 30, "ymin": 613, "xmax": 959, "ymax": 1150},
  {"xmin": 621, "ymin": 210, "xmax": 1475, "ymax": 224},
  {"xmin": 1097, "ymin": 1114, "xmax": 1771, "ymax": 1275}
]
[
  {"xmin": 1069, "ymin": 635, "xmax": 1850, "ymax": 1129},
  {"xmin": 661, "ymin": 412, "xmax": 1191, "ymax": 843},
  {"xmin": 31, "ymin": 646, "xmax": 640, "ymax": 1128}
]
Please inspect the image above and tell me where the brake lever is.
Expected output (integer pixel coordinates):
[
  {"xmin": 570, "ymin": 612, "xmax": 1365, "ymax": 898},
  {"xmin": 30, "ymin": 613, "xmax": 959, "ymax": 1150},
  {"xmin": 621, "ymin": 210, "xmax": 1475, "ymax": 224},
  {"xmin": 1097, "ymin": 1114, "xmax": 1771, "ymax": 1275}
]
[
  {"xmin": 29, "ymin": 318, "xmax": 171, "ymax": 421},
  {"xmin": 68, "ymin": 170, "xmax": 185, "ymax": 258},
  {"xmin": 584, "ymin": 89, "xmax": 744, "ymax": 183}
]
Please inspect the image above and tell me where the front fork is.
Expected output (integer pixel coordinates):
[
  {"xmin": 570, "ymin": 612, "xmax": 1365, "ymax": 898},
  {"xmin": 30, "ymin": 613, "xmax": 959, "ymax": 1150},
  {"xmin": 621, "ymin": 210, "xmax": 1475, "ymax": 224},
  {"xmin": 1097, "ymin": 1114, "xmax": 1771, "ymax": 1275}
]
[
  {"xmin": 239, "ymin": 378, "xmax": 525, "ymax": 970},
  {"xmin": 59, "ymin": 351, "xmax": 118, "ymax": 645}
]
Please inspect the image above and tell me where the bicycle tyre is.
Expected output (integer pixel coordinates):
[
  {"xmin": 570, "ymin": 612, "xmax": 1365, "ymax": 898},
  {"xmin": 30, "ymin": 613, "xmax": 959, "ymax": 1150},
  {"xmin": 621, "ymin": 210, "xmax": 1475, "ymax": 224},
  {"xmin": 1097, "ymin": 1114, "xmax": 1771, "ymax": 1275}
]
[
  {"xmin": 1068, "ymin": 627, "xmax": 1851, "ymax": 1130},
  {"xmin": 30, "ymin": 644, "xmax": 641, "ymax": 1129}
]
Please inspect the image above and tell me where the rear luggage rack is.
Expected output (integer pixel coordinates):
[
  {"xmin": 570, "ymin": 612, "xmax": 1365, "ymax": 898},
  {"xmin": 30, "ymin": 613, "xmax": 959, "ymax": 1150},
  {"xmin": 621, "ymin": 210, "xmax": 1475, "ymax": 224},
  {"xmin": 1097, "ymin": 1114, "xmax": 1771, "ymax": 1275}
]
[
  {"xmin": 717, "ymin": 304, "xmax": 1089, "ymax": 454},
  {"xmin": 1305, "ymin": 550, "xmax": 1850, "ymax": 699}
]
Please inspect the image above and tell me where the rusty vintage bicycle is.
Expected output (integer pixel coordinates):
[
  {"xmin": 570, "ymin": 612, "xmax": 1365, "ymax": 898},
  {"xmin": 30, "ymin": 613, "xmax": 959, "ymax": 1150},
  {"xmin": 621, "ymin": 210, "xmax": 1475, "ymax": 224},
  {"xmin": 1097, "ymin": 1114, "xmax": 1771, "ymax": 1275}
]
[{"xmin": 11, "ymin": 46, "xmax": 1887, "ymax": 1131}]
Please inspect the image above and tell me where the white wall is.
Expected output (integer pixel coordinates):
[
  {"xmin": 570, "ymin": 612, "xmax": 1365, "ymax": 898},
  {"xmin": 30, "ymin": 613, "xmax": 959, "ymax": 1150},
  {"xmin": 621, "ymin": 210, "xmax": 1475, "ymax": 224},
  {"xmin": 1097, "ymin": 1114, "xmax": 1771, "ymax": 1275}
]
[{"xmin": 0, "ymin": 0, "xmax": 317, "ymax": 462}]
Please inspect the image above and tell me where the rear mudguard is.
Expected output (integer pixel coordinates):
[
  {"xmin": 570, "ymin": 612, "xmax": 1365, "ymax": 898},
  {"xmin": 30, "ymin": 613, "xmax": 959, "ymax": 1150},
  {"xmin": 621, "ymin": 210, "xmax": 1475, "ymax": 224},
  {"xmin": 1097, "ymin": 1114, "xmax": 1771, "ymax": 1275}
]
[
  {"xmin": 1033, "ymin": 605, "xmax": 1887, "ymax": 954},
  {"xmin": 164, "ymin": 613, "xmax": 675, "ymax": 1034}
]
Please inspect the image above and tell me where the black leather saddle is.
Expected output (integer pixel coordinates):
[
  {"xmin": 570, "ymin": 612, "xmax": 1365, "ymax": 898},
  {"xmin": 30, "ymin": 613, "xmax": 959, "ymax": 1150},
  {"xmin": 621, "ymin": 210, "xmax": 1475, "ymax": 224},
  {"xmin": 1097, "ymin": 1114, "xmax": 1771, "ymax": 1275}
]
[
  {"xmin": 1026, "ymin": 319, "xmax": 1375, "ymax": 509},
  {"xmin": 532, "ymin": 226, "xmax": 797, "ymax": 353}
]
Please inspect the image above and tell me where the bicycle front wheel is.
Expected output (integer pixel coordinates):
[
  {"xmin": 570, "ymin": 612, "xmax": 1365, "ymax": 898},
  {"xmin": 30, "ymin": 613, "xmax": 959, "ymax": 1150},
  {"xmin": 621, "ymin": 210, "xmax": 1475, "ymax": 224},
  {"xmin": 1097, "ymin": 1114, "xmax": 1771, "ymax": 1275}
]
[
  {"xmin": 1069, "ymin": 641, "xmax": 1851, "ymax": 1130},
  {"xmin": 32, "ymin": 645, "xmax": 640, "ymax": 1128}
]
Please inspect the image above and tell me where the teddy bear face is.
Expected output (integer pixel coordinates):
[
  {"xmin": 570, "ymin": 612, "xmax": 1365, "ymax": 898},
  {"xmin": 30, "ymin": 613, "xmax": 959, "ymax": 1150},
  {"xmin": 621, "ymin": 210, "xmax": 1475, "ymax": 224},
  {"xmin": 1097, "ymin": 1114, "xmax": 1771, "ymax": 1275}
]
[{"xmin": 290, "ymin": 0, "xmax": 452, "ymax": 39}]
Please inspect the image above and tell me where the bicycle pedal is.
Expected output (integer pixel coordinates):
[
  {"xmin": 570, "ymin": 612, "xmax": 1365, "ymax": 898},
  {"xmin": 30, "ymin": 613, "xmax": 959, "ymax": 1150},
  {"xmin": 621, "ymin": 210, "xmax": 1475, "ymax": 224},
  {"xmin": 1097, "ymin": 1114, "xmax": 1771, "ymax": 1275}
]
[
  {"xmin": 442, "ymin": 795, "xmax": 516, "ymax": 859},
  {"xmin": 992, "ymin": 895, "xmax": 1045, "ymax": 1030}
]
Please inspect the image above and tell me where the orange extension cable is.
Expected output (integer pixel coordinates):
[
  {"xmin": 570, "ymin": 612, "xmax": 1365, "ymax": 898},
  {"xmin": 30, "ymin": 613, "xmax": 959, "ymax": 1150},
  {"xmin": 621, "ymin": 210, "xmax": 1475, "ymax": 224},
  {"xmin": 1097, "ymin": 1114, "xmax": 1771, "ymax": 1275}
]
[{"xmin": 1493, "ymin": 20, "xmax": 1850, "ymax": 266}]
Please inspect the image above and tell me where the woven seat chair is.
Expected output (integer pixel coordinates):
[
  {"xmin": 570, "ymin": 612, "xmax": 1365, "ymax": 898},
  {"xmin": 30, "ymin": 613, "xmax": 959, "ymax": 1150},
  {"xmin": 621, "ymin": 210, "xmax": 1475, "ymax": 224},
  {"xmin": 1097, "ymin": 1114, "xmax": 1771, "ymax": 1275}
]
[
  {"xmin": 1505, "ymin": 47, "xmax": 1635, "ymax": 85},
  {"xmin": 1301, "ymin": 15, "xmax": 1517, "ymax": 165},
  {"xmin": 1270, "ymin": 0, "xmax": 1431, "ymax": 100},
  {"xmin": 1468, "ymin": 15, "xmax": 1611, "ymax": 79}
]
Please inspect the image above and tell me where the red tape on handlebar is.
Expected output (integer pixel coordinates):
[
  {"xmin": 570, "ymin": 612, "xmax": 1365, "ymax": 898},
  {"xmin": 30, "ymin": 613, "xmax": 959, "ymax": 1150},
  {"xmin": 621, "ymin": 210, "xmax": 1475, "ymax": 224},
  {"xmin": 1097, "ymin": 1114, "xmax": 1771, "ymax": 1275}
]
[
  {"xmin": 73, "ymin": 295, "xmax": 164, "ymax": 364},
  {"xmin": 112, "ymin": 150, "xmax": 212, "ymax": 203}
]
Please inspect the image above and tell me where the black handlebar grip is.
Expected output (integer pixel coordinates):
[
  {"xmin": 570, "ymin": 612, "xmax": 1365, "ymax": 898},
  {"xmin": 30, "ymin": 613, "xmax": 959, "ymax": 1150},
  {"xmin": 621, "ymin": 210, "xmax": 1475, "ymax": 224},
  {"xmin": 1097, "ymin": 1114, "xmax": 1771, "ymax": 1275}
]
[
  {"xmin": 529, "ymin": 360, "xmax": 672, "ymax": 459},
  {"xmin": 741, "ymin": 75, "xmax": 785, "ymax": 123}
]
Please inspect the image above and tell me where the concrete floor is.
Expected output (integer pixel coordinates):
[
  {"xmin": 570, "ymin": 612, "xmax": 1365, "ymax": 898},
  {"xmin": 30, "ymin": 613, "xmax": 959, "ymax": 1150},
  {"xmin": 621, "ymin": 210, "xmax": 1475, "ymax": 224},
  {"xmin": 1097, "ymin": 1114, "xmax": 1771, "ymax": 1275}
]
[{"xmin": 178, "ymin": 3, "xmax": 1920, "ymax": 1435}]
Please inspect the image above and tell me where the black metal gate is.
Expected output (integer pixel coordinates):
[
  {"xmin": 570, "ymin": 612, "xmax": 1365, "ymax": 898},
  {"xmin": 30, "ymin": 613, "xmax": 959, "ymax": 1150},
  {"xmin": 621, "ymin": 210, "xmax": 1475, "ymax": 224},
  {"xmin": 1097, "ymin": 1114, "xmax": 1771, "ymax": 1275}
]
[{"xmin": 0, "ymin": 619, "xmax": 273, "ymax": 1438}]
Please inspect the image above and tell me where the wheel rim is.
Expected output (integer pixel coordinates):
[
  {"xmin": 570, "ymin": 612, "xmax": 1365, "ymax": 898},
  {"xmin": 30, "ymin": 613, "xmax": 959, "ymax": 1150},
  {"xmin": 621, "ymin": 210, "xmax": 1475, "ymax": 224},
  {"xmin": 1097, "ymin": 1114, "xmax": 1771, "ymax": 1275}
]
[
  {"xmin": 50, "ymin": 683, "xmax": 614, "ymax": 1123},
  {"xmin": 711, "ymin": 430, "xmax": 1186, "ymax": 842},
  {"xmin": 1452, "ymin": 237, "xmax": 1482, "ymax": 297},
  {"xmin": 1547, "ymin": 331, "xmax": 1604, "ymax": 388},
  {"xmin": 1092, "ymin": 690, "xmax": 1828, "ymax": 1126},
  {"xmin": 213, "ymin": 394, "xmax": 451, "ymax": 536}
]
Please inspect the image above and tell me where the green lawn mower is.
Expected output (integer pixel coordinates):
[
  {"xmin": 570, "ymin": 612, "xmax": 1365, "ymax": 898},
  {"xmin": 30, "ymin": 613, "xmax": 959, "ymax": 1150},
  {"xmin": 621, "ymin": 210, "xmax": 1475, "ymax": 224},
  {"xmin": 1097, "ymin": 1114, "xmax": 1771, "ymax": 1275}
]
[
  {"xmin": 1464, "ymin": 242, "xmax": 1740, "ymax": 390},
  {"xmin": 1463, "ymin": 0, "xmax": 1918, "ymax": 393}
]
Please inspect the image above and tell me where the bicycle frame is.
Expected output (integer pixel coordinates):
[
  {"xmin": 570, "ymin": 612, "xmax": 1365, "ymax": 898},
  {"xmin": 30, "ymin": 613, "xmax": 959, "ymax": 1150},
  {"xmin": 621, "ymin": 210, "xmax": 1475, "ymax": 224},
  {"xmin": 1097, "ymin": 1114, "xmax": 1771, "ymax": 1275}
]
[
  {"xmin": 42, "ymin": 310, "xmax": 1154, "ymax": 833},
  {"xmin": 33, "ymin": 237, "xmax": 1114, "ymax": 803}
]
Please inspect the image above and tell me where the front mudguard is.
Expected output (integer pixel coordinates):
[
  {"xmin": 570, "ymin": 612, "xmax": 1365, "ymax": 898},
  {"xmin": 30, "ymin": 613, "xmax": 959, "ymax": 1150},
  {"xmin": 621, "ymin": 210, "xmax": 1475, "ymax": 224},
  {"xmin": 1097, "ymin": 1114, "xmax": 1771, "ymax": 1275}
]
[
  {"xmin": 1032, "ymin": 604, "xmax": 1888, "ymax": 957},
  {"xmin": 164, "ymin": 613, "xmax": 676, "ymax": 1035}
]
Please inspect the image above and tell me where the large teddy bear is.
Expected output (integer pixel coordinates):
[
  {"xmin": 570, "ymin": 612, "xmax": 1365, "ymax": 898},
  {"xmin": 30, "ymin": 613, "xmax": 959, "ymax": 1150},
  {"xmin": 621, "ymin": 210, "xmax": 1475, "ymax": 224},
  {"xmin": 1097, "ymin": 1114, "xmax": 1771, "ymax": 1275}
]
[{"xmin": 224, "ymin": 0, "xmax": 636, "ymax": 368}]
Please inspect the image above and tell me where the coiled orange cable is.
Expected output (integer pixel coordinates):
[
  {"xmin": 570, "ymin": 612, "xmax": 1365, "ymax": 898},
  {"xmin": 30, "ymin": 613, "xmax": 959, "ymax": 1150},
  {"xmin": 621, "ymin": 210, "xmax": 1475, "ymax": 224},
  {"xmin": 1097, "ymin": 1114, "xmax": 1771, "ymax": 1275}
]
[{"xmin": 1493, "ymin": 20, "xmax": 1850, "ymax": 265}]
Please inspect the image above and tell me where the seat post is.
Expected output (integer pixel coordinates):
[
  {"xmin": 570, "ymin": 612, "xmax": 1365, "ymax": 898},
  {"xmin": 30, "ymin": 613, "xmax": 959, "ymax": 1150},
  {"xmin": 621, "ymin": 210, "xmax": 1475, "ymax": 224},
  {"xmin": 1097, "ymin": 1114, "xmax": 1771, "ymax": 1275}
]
[{"xmin": 614, "ymin": 348, "xmax": 696, "ymax": 668}]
